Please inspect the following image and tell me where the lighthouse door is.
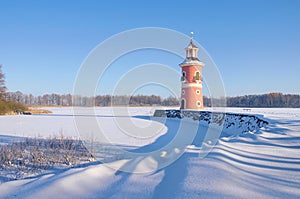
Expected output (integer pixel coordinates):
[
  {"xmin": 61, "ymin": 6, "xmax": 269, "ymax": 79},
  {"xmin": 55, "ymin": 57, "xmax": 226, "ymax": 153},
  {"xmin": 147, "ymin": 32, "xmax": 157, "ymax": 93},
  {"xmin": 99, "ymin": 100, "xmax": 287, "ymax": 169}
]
[{"xmin": 181, "ymin": 99, "xmax": 185, "ymax": 109}]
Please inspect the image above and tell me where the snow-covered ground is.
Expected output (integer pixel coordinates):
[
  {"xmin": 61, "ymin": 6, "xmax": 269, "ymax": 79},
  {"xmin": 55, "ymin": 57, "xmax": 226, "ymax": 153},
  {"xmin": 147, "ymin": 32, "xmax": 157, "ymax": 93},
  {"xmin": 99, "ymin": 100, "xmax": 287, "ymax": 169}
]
[{"xmin": 0, "ymin": 107, "xmax": 300, "ymax": 198}]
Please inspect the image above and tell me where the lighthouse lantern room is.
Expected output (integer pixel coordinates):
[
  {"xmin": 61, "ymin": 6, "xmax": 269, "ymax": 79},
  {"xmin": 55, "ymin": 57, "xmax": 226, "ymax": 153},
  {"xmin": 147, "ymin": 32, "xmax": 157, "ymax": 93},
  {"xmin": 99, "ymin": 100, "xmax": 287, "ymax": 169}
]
[{"xmin": 179, "ymin": 33, "xmax": 205, "ymax": 110}]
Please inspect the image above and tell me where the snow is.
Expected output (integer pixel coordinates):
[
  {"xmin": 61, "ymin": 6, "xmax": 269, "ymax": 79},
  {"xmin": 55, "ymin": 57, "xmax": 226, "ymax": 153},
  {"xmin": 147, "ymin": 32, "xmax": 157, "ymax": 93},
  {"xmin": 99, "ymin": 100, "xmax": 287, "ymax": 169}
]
[{"xmin": 0, "ymin": 107, "xmax": 300, "ymax": 198}]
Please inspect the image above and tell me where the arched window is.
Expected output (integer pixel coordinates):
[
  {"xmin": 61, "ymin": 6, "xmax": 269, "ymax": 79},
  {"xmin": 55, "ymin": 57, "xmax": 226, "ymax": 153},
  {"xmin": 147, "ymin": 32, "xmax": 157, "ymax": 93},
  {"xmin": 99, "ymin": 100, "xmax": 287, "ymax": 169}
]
[
  {"xmin": 195, "ymin": 71, "xmax": 200, "ymax": 81},
  {"xmin": 181, "ymin": 71, "xmax": 186, "ymax": 81},
  {"xmin": 196, "ymin": 101, "xmax": 201, "ymax": 107},
  {"xmin": 181, "ymin": 99, "xmax": 186, "ymax": 109},
  {"xmin": 196, "ymin": 90, "xmax": 200, "ymax": 95}
]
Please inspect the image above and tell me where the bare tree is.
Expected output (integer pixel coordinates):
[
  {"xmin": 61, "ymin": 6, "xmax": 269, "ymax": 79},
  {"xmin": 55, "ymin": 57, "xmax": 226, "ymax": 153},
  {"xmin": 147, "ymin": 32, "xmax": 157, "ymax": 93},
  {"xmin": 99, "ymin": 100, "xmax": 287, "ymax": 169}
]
[{"xmin": 0, "ymin": 65, "xmax": 7, "ymax": 100}]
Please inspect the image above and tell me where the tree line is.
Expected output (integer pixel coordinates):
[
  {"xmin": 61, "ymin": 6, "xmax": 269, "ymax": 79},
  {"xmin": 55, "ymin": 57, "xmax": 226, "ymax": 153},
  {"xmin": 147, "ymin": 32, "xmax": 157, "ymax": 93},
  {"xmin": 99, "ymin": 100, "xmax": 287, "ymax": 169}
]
[
  {"xmin": 5, "ymin": 91, "xmax": 300, "ymax": 108},
  {"xmin": 226, "ymin": 93, "xmax": 300, "ymax": 108},
  {"xmin": 5, "ymin": 92, "xmax": 180, "ymax": 107},
  {"xmin": 204, "ymin": 93, "xmax": 300, "ymax": 108},
  {"xmin": 0, "ymin": 65, "xmax": 27, "ymax": 114}
]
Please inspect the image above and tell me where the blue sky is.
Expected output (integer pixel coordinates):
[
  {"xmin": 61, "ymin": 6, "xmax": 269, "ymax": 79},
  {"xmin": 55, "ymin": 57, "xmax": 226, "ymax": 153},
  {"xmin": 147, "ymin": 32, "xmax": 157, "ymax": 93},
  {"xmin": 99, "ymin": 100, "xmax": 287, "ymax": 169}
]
[{"xmin": 0, "ymin": 0, "xmax": 300, "ymax": 97}]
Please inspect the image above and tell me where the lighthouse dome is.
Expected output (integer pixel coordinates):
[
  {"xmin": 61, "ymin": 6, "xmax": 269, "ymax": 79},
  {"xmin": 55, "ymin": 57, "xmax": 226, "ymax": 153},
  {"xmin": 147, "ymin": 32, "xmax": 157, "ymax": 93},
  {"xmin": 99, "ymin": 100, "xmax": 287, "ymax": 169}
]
[{"xmin": 180, "ymin": 39, "xmax": 204, "ymax": 67}]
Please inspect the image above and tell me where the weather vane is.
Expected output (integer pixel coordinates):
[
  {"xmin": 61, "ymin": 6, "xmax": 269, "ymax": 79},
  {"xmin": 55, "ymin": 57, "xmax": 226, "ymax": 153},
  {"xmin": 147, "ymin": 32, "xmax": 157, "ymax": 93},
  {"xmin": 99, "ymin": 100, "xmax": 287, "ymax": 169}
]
[{"xmin": 190, "ymin": 31, "xmax": 194, "ymax": 40}]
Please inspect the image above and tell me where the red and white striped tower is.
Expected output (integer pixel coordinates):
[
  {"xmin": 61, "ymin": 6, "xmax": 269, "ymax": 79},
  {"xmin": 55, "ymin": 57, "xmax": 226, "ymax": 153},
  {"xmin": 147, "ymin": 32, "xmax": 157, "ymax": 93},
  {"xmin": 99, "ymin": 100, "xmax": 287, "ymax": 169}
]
[{"xmin": 179, "ymin": 33, "xmax": 205, "ymax": 110}]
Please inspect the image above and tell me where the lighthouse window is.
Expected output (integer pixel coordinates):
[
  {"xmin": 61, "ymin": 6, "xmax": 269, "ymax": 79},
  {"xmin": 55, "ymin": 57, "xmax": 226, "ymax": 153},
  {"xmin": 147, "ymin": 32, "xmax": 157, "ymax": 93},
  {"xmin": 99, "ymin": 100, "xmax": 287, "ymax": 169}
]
[
  {"xmin": 196, "ymin": 90, "xmax": 200, "ymax": 95},
  {"xmin": 181, "ymin": 71, "xmax": 186, "ymax": 81},
  {"xmin": 182, "ymin": 90, "xmax": 185, "ymax": 95},
  {"xmin": 181, "ymin": 99, "xmax": 186, "ymax": 109},
  {"xmin": 195, "ymin": 71, "xmax": 200, "ymax": 81},
  {"xmin": 196, "ymin": 101, "xmax": 201, "ymax": 107},
  {"xmin": 192, "ymin": 49, "xmax": 197, "ymax": 57}
]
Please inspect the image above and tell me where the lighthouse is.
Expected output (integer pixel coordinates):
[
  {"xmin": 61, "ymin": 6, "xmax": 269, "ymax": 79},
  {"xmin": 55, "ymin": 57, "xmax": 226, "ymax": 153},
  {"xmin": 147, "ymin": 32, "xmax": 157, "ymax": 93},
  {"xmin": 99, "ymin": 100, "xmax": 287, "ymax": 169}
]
[{"xmin": 179, "ymin": 34, "xmax": 205, "ymax": 110}]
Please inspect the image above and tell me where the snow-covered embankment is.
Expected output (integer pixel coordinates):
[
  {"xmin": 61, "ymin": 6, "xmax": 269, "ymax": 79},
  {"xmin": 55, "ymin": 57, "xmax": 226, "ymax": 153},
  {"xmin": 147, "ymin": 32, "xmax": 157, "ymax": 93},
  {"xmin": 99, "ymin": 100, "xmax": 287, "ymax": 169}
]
[{"xmin": 154, "ymin": 109, "xmax": 269, "ymax": 136}]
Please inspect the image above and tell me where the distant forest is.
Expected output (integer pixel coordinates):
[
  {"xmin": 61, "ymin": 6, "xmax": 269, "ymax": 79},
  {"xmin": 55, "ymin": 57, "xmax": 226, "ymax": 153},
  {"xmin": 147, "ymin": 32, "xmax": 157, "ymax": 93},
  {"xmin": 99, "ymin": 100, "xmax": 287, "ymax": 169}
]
[{"xmin": 5, "ymin": 91, "xmax": 300, "ymax": 108}]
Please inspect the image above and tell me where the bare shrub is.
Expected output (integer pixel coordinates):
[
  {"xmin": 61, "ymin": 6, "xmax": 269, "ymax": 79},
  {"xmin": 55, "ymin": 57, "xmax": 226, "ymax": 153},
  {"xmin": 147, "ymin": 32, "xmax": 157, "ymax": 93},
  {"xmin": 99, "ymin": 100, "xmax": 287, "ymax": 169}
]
[{"xmin": 0, "ymin": 136, "xmax": 93, "ymax": 180}]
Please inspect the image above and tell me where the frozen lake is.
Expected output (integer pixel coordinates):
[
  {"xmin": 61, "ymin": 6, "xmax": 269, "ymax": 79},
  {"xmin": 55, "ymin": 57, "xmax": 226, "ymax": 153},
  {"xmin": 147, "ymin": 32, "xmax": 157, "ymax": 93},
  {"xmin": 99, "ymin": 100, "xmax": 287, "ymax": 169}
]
[{"xmin": 0, "ymin": 107, "xmax": 165, "ymax": 146}]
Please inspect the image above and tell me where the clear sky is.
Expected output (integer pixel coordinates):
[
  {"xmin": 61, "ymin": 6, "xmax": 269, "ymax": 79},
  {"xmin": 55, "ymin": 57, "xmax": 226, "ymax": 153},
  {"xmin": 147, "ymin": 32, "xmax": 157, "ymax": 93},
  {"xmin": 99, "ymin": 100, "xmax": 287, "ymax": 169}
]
[{"xmin": 1, "ymin": 0, "xmax": 300, "ymax": 97}]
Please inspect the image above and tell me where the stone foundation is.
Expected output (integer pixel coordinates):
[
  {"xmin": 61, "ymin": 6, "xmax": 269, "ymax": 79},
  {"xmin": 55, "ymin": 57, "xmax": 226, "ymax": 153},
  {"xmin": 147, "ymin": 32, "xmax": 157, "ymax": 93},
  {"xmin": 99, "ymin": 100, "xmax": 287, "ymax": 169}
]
[{"xmin": 153, "ymin": 109, "xmax": 268, "ymax": 134}]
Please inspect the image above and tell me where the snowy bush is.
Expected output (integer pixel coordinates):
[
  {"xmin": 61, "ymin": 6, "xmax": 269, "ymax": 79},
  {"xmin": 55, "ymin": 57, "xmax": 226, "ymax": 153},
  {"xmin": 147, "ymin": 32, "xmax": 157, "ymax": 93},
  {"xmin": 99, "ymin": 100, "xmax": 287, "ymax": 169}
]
[{"xmin": 0, "ymin": 136, "xmax": 94, "ymax": 180}]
